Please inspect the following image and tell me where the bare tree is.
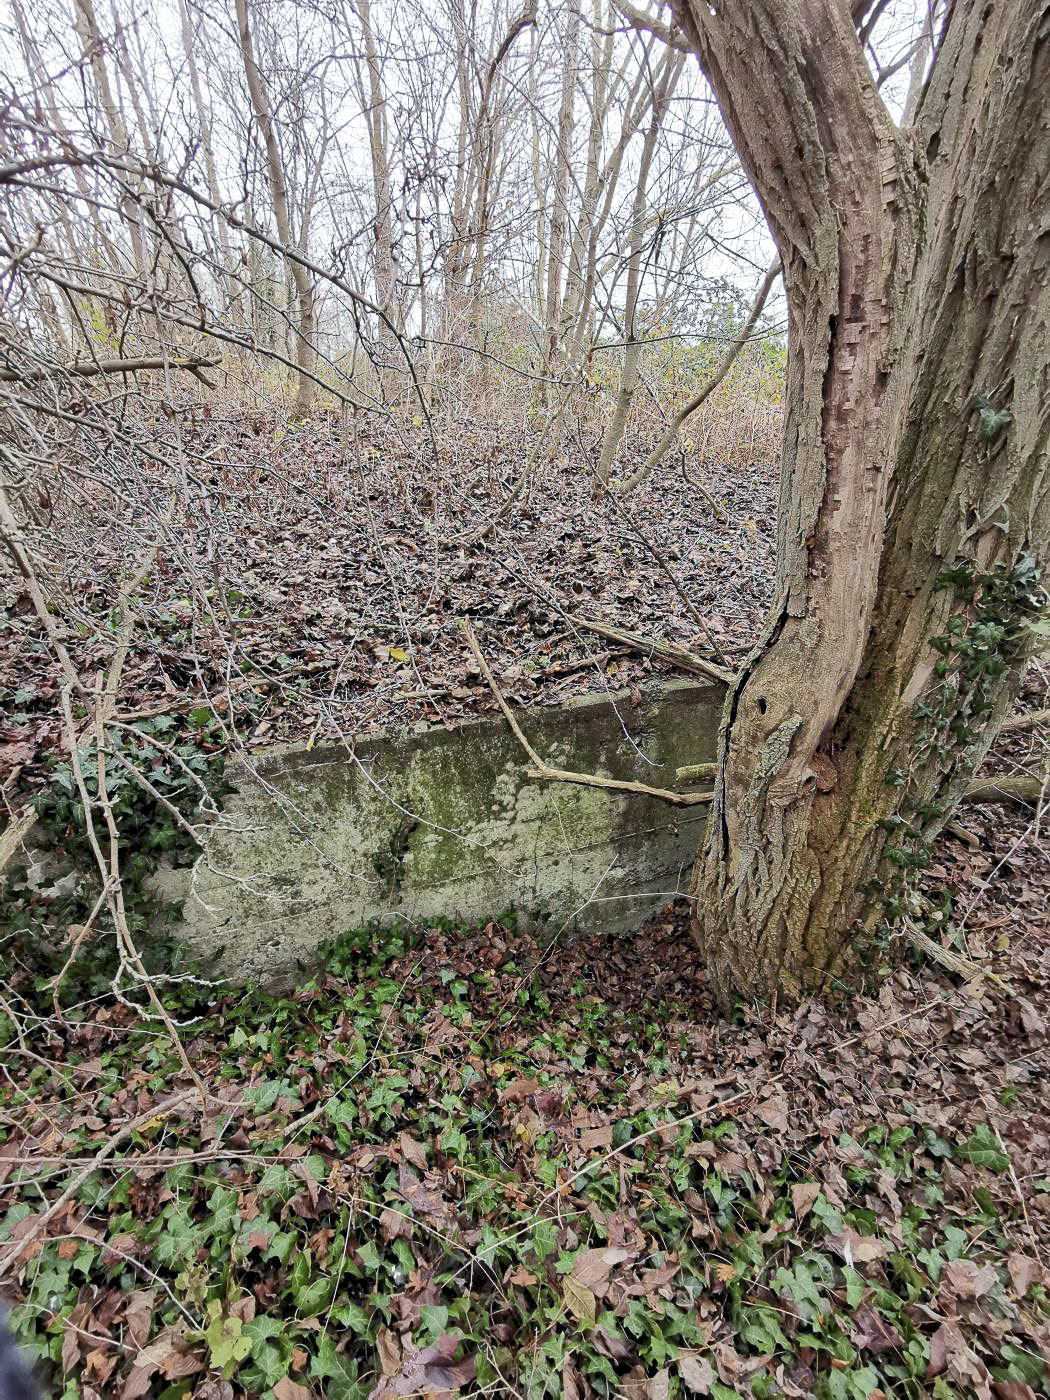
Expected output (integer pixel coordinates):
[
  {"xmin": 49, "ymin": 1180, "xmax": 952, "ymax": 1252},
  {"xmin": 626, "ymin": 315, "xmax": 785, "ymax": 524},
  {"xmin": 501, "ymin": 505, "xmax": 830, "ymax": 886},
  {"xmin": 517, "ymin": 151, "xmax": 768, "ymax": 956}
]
[
  {"xmin": 234, "ymin": 0, "xmax": 318, "ymax": 414},
  {"xmin": 594, "ymin": 45, "xmax": 684, "ymax": 482}
]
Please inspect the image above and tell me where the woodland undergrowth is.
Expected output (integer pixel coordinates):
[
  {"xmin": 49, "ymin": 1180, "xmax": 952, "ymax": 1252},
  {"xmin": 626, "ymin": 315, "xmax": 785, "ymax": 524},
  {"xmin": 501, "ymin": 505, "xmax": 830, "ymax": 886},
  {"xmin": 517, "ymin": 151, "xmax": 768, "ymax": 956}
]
[{"xmin": 1, "ymin": 778, "xmax": 1048, "ymax": 1400}]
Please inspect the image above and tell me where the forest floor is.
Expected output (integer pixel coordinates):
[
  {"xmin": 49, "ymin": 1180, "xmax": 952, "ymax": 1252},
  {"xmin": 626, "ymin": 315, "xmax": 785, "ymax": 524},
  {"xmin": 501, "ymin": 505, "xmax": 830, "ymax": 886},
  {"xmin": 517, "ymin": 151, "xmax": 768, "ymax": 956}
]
[
  {"xmin": 1, "ymin": 788, "xmax": 1048, "ymax": 1400},
  {"xmin": 0, "ymin": 410, "xmax": 776, "ymax": 788},
  {"xmin": 2, "ymin": 416, "xmax": 1049, "ymax": 1398}
]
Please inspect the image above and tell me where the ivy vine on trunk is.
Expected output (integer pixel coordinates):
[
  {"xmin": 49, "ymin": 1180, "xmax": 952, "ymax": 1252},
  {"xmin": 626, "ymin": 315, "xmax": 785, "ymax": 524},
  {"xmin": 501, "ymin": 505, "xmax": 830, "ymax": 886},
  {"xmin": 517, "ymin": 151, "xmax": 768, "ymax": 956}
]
[{"xmin": 665, "ymin": 0, "xmax": 1050, "ymax": 1003}]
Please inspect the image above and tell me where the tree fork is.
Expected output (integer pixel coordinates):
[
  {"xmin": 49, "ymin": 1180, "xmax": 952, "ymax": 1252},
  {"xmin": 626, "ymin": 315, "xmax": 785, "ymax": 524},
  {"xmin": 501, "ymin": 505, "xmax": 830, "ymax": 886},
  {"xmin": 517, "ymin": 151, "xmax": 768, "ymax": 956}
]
[{"xmin": 669, "ymin": 0, "xmax": 1050, "ymax": 1004}]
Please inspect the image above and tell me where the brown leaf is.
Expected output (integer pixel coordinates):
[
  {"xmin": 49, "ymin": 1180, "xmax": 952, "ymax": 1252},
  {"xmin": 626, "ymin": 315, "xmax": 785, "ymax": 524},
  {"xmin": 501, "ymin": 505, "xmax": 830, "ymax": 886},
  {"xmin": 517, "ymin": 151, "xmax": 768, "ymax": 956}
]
[
  {"xmin": 790, "ymin": 1182, "xmax": 820, "ymax": 1220},
  {"xmin": 927, "ymin": 1322, "xmax": 992, "ymax": 1397},
  {"xmin": 621, "ymin": 1367, "xmax": 649, "ymax": 1399},
  {"xmin": 371, "ymin": 1332, "xmax": 476, "ymax": 1398},
  {"xmin": 399, "ymin": 1131, "xmax": 428, "ymax": 1170},
  {"xmin": 61, "ymin": 1323, "xmax": 80, "ymax": 1375},
  {"xmin": 562, "ymin": 1353, "xmax": 580, "ymax": 1400},
  {"xmin": 850, "ymin": 1302, "xmax": 902, "ymax": 1356},
  {"xmin": 160, "ymin": 1347, "xmax": 205, "ymax": 1381},
  {"xmin": 992, "ymin": 1382, "xmax": 1037, "ymax": 1400},
  {"xmin": 647, "ymin": 1368, "xmax": 670, "ymax": 1400},
  {"xmin": 501, "ymin": 1078, "xmax": 540, "ymax": 1103},
  {"xmin": 641, "ymin": 1260, "xmax": 681, "ymax": 1295},
  {"xmin": 124, "ymin": 1289, "xmax": 155, "ymax": 1353},
  {"xmin": 379, "ymin": 1205, "xmax": 411, "ymax": 1242},
  {"xmin": 84, "ymin": 1347, "xmax": 118, "ymax": 1385},
  {"xmin": 274, "ymin": 1377, "xmax": 313, "ymax": 1400},
  {"xmin": 377, "ymin": 1326, "xmax": 401, "ymax": 1378},
  {"xmin": 593, "ymin": 1326, "xmax": 634, "ymax": 1363},
  {"xmin": 230, "ymin": 1294, "xmax": 256, "ymax": 1325},
  {"xmin": 679, "ymin": 1353, "xmax": 714, "ymax": 1394},
  {"xmin": 397, "ymin": 1162, "xmax": 448, "ymax": 1220},
  {"xmin": 578, "ymin": 1124, "xmax": 613, "ymax": 1151},
  {"xmin": 944, "ymin": 1257, "xmax": 997, "ymax": 1299},
  {"xmin": 926, "ymin": 1326, "xmax": 949, "ymax": 1379},
  {"xmin": 756, "ymin": 1095, "xmax": 788, "ymax": 1132},
  {"xmin": 194, "ymin": 1383, "xmax": 234, "ymax": 1400},
  {"xmin": 825, "ymin": 1228, "xmax": 891, "ymax": 1264},
  {"xmin": 572, "ymin": 1246, "xmax": 632, "ymax": 1294},
  {"xmin": 1007, "ymin": 1252, "xmax": 1041, "ymax": 1297}
]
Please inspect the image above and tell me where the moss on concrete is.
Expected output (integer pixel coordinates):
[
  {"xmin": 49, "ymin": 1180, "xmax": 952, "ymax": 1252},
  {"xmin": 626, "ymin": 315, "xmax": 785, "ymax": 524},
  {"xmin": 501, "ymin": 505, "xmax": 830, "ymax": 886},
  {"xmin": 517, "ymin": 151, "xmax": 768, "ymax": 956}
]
[{"xmin": 160, "ymin": 679, "xmax": 725, "ymax": 984}]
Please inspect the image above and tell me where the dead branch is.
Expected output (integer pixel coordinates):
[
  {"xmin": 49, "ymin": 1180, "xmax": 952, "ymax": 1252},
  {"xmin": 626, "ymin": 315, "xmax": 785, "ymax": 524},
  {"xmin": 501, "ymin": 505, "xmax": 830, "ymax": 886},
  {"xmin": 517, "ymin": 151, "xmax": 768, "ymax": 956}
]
[
  {"xmin": 1000, "ymin": 707, "xmax": 1050, "ymax": 734},
  {"xmin": 616, "ymin": 1, "xmax": 692, "ymax": 53},
  {"xmin": 461, "ymin": 618, "xmax": 712, "ymax": 807},
  {"xmin": 568, "ymin": 613, "xmax": 734, "ymax": 685},
  {"xmin": 903, "ymin": 917, "xmax": 1010, "ymax": 990},
  {"xmin": 675, "ymin": 761, "xmax": 718, "ymax": 785},
  {"xmin": 0, "ymin": 354, "xmax": 221, "ymax": 382},
  {"xmin": 0, "ymin": 806, "xmax": 36, "ymax": 876},
  {"xmin": 961, "ymin": 774, "xmax": 1048, "ymax": 806}
]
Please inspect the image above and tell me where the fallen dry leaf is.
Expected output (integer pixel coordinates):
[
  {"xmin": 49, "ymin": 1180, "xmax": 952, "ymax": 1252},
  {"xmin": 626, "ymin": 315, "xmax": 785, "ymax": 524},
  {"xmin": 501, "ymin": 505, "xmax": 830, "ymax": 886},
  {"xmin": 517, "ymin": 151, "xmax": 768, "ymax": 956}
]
[
  {"xmin": 850, "ymin": 1301, "xmax": 902, "ymax": 1356},
  {"xmin": 679, "ymin": 1353, "xmax": 714, "ymax": 1394},
  {"xmin": 563, "ymin": 1275, "xmax": 596, "ymax": 1324},
  {"xmin": 1007, "ymin": 1252, "xmax": 1041, "ymax": 1297},
  {"xmin": 790, "ymin": 1182, "xmax": 820, "ymax": 1219},
  {"xmin": 399, "ymin": 1131, "xmax": 428, "ymax": 1170},
  {"xmin": 274, "ymin": 1376, "xmax": 313, "ymax": 1400},
  {"xmin": 571, "ymin": 1246, "xmax": 632, "ymax": 1294},
  {"xmin": 944, "ymin": 1257, "xmax": 998, "ymax": 1300}
]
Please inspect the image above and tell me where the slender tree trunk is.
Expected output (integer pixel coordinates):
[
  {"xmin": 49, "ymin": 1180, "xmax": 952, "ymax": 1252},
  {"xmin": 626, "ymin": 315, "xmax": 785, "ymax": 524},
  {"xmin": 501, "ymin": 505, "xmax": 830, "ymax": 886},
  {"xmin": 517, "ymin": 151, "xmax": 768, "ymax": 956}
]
[
  {"xmin": 177, "ymin": 0, "xmax": 244, "ymax": 324},
  {"xmin": 355, "ymin": 0, "xmax": 398, "ymax": 332},
  {"xmin": 71, "ymin": 0, "xmax": 147, "ymax": 283},
  {"xmin": 466, "ymin": 0, "xmax": 537, "ymax": 353},
  {"xmin": 595, "ymin": 51, "xmax": 683, "ymax": 483},
  {"xmin": 670, "ymin": 0, "xmax": 1050, "ymax": 1003},
  {"xmin": 235, "ymin": 0, "xmax": 316, "ymax": 415},
  {"xmin": 543, "ymin": 3, "xmax": 581, "ymax": 379}
]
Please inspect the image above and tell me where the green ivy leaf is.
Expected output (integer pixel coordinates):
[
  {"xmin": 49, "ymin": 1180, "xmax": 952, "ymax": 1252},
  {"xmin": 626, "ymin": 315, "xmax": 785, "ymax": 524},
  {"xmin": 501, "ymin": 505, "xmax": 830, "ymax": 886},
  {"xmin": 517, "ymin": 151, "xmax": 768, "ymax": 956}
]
[{"xmin": 960, "ymin": 1125, "xmax": 1010, "ymax": 1174}]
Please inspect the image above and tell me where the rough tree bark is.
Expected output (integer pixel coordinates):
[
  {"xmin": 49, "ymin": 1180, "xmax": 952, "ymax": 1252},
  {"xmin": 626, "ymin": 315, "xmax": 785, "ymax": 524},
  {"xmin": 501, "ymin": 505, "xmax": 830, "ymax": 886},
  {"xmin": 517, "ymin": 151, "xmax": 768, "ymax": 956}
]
[{"xmin": 669, "ymin": 0, "xmax": 1050, "ymax": 1003}]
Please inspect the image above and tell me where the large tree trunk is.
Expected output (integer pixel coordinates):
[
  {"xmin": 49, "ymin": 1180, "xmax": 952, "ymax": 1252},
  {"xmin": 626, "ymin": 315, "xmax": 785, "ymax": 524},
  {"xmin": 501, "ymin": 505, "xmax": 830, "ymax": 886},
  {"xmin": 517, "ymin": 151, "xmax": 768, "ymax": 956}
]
[{"xmin": 672, "ymin": 0, "xmax": 1050, "ymax": 1003}]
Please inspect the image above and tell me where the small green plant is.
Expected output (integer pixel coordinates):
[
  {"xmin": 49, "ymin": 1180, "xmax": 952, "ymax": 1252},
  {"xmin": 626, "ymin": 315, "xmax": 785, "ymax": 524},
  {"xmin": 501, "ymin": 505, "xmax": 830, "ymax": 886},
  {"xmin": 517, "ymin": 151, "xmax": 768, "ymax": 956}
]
[
  {"xmin": 878, "ymin": 550, "xmax": 1046, "ymax": 943},
  {"xmin": 0, "ymin": 714, "xmax": 230, "ymax": 1010}
]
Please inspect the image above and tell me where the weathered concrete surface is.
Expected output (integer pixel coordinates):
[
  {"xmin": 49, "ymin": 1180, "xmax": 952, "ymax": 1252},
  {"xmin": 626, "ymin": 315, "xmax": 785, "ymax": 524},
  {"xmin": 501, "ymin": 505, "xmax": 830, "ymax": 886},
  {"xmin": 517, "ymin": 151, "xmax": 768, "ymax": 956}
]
[{"xmin": 162, "ymin": 679, "xmax": 725, "ymax": 985}]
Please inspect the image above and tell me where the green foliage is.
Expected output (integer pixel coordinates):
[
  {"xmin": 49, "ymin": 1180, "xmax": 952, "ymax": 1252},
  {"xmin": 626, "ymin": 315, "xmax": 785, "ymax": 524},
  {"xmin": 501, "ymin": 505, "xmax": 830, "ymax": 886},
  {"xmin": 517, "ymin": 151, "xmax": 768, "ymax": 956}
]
[
  {"xmin": 3, "ymin": 919, "xmax": 1043, "ymax": 1400},
  {"xmin": 0, "ymin": 714, "xmax": 229, "ymax": 1007},
  {"xmin": 877, "ymin": 551, "xmax": 1047, "ymax": 948},
  {"xmin": 971, "ymin": 392, "xmax": 1013, "ymax": 443}
]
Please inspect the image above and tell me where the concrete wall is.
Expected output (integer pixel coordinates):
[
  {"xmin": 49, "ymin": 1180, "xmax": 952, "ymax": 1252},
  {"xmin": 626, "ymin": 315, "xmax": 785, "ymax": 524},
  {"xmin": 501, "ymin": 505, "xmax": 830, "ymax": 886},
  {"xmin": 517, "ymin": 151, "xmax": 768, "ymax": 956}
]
[{"xmin": 163, "ymin": 679, "xmax": 725, "ymax": 985}]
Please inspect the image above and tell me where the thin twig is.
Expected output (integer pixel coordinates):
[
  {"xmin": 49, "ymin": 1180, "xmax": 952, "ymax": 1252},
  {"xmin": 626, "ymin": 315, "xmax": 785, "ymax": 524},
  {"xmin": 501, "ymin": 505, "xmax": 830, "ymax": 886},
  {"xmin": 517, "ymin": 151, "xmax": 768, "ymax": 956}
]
[
  {"xmin": 569, "ymin": 613, "xmax": 733, "ymax": 686},
  {"xmin": 0, "ymin": 1090, "xmax": 195, "ymax": 1282},
  {"xmin": 461, "ymin": 619, "xmax": 712, "ymax": 807}
]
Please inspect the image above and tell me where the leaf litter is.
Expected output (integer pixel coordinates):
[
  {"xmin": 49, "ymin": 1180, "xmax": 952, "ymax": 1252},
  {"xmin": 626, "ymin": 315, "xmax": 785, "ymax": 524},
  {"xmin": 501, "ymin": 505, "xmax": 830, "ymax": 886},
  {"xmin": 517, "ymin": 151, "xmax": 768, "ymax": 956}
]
[
  {"xmin": 0, "ymin": 412, "xmax": 777, "ymax": 789},
  {"xmin": 1, "ymin": 783, "xmax": 1048, "ymax": 1398},
  {"xmin": 2, "ymin": 412, "xmax": 1049, "ymax": 1396}
]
